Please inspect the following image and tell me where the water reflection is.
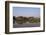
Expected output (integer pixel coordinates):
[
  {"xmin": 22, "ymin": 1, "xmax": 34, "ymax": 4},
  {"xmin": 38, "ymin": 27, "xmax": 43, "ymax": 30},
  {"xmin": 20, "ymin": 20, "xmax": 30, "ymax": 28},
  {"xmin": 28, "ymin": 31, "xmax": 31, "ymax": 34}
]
[{"xmin": 13, "ymin": 22, "xmax": 40, "ymax": 28}]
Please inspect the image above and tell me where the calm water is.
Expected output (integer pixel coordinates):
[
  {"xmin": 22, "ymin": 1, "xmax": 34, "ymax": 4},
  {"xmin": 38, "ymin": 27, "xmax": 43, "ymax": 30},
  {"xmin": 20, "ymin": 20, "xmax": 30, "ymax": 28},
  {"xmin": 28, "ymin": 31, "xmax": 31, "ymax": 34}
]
[{"xmin": 13, "ymin": 22, "xmax": 40, "ymax": 28}]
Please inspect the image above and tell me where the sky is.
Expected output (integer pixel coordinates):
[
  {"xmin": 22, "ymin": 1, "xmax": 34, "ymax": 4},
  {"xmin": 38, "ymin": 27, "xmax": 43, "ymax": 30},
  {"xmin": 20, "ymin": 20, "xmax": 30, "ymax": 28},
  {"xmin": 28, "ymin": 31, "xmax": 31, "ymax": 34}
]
[{"xmin": 13, "ymin": 7, "xmax": 40, "ymax": 17}]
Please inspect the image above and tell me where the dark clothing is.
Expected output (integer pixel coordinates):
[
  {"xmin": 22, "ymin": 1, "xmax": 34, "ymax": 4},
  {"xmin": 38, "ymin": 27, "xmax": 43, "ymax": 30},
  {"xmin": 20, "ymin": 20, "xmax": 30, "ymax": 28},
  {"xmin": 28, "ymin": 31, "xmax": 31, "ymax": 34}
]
[{"xmin": 13, "ymin": 16, "xmax": 16, "ymax": 24}]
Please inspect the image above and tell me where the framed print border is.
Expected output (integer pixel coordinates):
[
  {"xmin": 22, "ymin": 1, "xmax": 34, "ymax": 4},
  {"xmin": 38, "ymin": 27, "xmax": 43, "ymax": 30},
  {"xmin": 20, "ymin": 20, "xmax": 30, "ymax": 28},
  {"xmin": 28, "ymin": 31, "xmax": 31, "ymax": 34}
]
[{"xmin": 5, "ymin": 1, "xmax": 45, "ymax": 34}]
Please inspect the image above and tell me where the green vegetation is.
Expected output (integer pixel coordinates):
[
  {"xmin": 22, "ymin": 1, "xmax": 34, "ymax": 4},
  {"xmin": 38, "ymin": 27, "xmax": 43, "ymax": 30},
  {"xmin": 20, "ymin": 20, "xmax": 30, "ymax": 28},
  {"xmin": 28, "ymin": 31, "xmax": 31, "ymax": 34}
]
[
  {"xmin": 13, "ymin": 16, "xmax": 40, "ymax": 24},
  {"xmin": 29, "ymin": 18, "xmax": 40, "ymax": 23}
]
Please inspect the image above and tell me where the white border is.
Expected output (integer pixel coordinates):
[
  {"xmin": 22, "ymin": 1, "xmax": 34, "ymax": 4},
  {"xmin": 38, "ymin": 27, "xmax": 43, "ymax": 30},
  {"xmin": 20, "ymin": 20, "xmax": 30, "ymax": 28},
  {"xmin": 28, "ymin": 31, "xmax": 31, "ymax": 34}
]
[{"xmin": 9, "ymin": 3, "xmax": 43, "ymax": 32}]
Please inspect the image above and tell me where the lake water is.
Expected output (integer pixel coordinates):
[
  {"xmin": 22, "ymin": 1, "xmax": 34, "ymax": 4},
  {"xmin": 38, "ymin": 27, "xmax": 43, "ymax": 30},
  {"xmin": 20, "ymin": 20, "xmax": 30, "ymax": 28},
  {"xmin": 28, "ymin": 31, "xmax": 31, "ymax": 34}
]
[{"xmin": 13, "ymin": 22, "xmax": 40, "ymax": 28}]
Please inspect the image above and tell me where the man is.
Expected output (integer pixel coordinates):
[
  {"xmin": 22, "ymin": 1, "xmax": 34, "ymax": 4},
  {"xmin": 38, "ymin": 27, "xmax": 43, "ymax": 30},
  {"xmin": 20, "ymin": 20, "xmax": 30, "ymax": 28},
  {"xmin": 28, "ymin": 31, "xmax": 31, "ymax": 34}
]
[{"xmin": 13, "ymin": 16, "xmax": 16, "ymax": 24}]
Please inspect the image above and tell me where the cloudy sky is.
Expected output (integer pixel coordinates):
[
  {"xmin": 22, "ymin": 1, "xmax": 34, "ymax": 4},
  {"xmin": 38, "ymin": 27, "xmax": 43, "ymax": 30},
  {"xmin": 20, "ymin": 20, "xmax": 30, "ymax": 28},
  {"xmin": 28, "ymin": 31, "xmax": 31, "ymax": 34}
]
[{"xmin": 13, "ymin": 7, "xmax": 40, "ymax": 17}]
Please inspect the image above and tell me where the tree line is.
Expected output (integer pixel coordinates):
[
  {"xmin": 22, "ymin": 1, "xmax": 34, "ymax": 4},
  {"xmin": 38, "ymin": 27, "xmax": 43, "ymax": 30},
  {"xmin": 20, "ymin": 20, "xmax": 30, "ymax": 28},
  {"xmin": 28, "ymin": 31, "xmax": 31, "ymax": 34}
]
[{"xmin": 13, "ymin": 16, "xmax": 40, "ymax": 24}]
